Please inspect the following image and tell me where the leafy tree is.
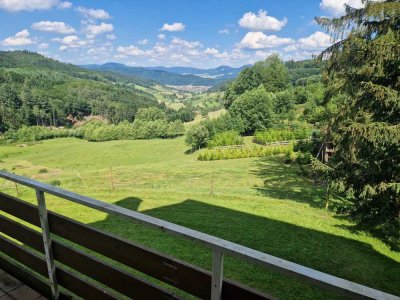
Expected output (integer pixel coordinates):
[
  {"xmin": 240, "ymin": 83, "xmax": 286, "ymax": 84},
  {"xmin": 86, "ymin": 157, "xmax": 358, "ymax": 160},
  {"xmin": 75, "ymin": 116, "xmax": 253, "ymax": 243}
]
[
  {"xmin": 167, "ymin": 120, "xmax": 185, "ymax": 137},
  {"xmin": 253, "ymin": 54, "xmax": 290, "ymax": 93},
  {"xmin": 224, "ymin": 67, "xmax": 262, "ymax": 108},
  {"xmin": 203, "ymin": 112, "xmax": 245, "ymax": 136},
  {"xmin": 275, "ymin": 89, "xmax": 296, "ymax": 122},
  {"xmin": 224, "ymin": 55, "xmax": 290, "ymax": 108},
  {"xmin": 185, "ymin": 124, "xmax": 209, "ymax": 149},
  {"xmin": 314, "ymin": 1, "xmax": 400, "ymax": 232},
  {"xmin": 229, "ymin": 85, "xmax": 276, "ymax": 134}
]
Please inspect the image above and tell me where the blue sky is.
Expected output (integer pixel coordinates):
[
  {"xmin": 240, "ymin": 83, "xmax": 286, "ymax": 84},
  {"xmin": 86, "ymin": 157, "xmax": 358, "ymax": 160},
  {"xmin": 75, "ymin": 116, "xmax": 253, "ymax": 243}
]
[{"xmin": 0, "ymin": 0, "xmax": 358, "ymax": 68}]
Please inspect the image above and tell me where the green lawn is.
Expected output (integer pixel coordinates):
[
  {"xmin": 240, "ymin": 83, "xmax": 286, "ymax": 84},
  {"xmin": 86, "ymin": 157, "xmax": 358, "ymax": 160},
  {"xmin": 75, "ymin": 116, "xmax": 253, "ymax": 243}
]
[{"xmin": 1, "ymin": 137, "xmax": 399, "ymax": 299}]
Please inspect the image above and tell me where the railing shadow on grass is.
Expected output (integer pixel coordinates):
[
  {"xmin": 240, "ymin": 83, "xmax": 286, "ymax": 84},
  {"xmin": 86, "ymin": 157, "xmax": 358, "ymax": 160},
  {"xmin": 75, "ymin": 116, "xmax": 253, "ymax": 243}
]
[
  {"xmin": 250, "ymin": 156, "xmax": 400, "ymax": 252},
  {"xmin": 90, "ymin": 196, "xmax": 400, "ymax": 299},
  {"xmin": 249, "ymin": 157, "xmax": 327, "ymax": 208}
]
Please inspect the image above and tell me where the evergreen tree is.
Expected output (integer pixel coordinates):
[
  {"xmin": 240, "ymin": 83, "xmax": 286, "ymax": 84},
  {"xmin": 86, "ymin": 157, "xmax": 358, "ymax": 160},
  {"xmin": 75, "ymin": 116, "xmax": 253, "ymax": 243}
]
[{"xmin": 314, "ymin": 0, "xmax": 400, "ymax": 232}]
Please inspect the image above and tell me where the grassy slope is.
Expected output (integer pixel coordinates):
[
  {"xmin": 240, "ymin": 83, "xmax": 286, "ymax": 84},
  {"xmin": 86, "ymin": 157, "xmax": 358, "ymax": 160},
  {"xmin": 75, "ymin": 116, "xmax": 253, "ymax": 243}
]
[{"xmin": 0, "ymin": 137, "xmax": 399, "ymax": 299}]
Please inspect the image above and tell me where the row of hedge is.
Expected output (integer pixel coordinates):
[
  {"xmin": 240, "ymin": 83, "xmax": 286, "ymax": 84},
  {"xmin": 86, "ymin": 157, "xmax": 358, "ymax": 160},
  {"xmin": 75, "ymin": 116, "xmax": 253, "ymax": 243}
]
[
  {"xmin": 254, "ymin": 126, "xmax": 311, "ymax": 144},
  {"xmin": 74, "ymin": 120, "xmax": 184, "ymax": 142},
  {"xmin": 198, "ymin": 144, "xmax": 293, "ymax": 161},
  {"xmin": 1, "ymin": 126, "xmax": 71, "ymax": 143},
  {"xmin": 1, "ymin": 120, "xmax": 185, "ymax": 143}
]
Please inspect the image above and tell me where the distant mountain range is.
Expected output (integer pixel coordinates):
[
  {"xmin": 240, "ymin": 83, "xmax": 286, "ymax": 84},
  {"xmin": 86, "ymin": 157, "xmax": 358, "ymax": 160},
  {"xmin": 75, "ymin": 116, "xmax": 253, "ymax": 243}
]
[
  {"xmin": 81, "ymin": 63, "xmax": 249, "ymax": 86},
  {"xmin": 145, "ymin": 65, "xmax": 250, "ymax": 79}
]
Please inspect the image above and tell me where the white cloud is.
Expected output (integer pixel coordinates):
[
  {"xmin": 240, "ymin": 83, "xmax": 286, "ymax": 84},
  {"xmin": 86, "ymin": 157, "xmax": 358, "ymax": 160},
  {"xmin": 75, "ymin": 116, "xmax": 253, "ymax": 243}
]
[
  {"xmin": 160, "ymin": 22, "xmax": 185, "ymax": 32},
  {"xmin": 37, "ymin": 42, "xmax": 49, "ymax": 49},
  {"xmin": 87, "ymin": 46, "xmax": 112, "ymax": 57},
  {"xmin": 0, "ymin": 0, "xmax": 71, "ymax": 11},
  {"xmin": 84, "ymin": 22, "xmax": 113, "ymax": 38},
  {"xmin": 255, "ymin": 50, "xmax": 277, "ymax": 58},
  {"xmin": 281, "ymin": 31, "xmax": 333, "ymax": 60},
  {"xmin": 298, "ymin": 31, "xmax": 332, "ymax": 49},
  {"xmin": 295, "ymin": 31, "xmax": 332, "ymax": 50},
  {"xmin": 238, "ymin": 32, "xmax": 293, "ymax": 49},
  {"xmin": 218, "ymin": 29, "xmax": 229, "ymax": 34},
  {"xmin": 117, "ymin": 45, "xmax": 145, "ymax": 56},
  {"xmin": 138, "ymin": 39, "xmax": 148, "ymax": 45},
  {"xmin": 106, "ymin": 34, "xmax": 116, "ymax": 40},
  {"xmin": 204, "ymin": 48, "xmax": 229, "ymax": 59},
  {"xmin": 319, "ymin": 0, "xmax": 364, "ymax": 16},
  {"xmin": 204, "ymin": 47, "xmax": 219, "ymax": 55},
  {"xmin": 54, "ymin": 35, "xmax": 89, "ymax": 50},
  {"xmin": 158, "ymin": 34, "xmax": 166, "ymax": 40},
  {"xmin": 171, "ymin": 38, "xmax": 202, "ymax": 49},
  {"xmin": 77, "ymin": 6, "xmax": 111, "ymax": 19},
  {"xmin": 32, "ymin": 21, "xmax": 75, "ymax": 34},
  {"xmin": 239, "ymin": 10, "xmax": 287, "ymax": 31},
  {"xmin": 15, "ymin": 29, "xmax": 30, "ymax": 38},
  {"xmin": 1, "ymin": 29, "xmax": 33, "ymax": 46},
  {"xmin": 58, "ymin": 1, "xmax": 71, "ymax": 9}
]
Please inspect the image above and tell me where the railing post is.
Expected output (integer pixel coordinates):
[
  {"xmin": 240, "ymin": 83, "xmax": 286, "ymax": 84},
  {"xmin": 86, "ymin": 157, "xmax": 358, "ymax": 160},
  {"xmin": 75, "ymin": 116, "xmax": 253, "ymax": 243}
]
[
  {"xmin": 211, "ymin": 250, "xmax": 224, "ymax": 300},
  {"xmin": 36, "ymin": 189, "xmax": 59, "ymax": 300}
]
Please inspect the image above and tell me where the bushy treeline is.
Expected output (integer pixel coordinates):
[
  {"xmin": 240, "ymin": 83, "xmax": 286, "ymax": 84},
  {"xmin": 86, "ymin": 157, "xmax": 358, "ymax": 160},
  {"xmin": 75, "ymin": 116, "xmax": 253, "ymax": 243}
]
[
  {"xmin": 185, "ymin": 112, "xmax": 245, "ymax": 149},
  {"xmin": 75, "ymin": 119, "xmax": 184, "ymax": 142},
  {"xmin": 254, "ymin": 126, "xmax": 312, "ymax": 144},
  {"xmin": 1, "ymin": 126, "xmax": 71, "ymax": 143},
  {"xmin": 1, "ymin": 107, "xmax": 185, "ymax": 143},
  {"xmin": 198, "ymin": 144, "xmax": 292, "ymax": 161}
]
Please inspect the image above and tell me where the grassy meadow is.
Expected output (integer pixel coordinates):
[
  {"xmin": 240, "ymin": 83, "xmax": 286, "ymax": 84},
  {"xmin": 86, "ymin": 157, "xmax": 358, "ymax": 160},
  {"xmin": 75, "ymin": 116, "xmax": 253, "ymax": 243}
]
[{"xmin": 0, "ymin": 137, "xmax": 399, "ymax": 299}]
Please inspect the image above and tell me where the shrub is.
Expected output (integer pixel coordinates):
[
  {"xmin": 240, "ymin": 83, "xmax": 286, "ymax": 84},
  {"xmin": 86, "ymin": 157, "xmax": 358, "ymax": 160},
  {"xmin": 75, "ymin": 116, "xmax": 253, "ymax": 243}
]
[
  {"xmin": 254, "ymin": 126, "xmax": 311, "ymax": 144},
  {"xmin": 198, "ymin": 144, "xmax": 292, "ymax": 161},
  {"xmin": 38, "ymin": 168, "xmax": 48, "ymax": 174},
  {"xmin": 208, "ymin": 130, "xmax": 244, "ymax": 148},
  {"xmin": 185, "ymin": 124, "xmax": 209, "ymax": 150},
  {"xmin": 284, "ymin": 150, "xmax": 297, "ymax": 164}
]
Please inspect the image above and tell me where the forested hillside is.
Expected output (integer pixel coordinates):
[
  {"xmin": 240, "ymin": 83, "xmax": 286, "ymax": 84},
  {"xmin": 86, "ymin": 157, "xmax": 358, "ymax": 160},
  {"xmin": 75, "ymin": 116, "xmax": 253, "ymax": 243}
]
[{"xmin": 0, "ymin": 51, "xmax": 161, "ymax": 131}]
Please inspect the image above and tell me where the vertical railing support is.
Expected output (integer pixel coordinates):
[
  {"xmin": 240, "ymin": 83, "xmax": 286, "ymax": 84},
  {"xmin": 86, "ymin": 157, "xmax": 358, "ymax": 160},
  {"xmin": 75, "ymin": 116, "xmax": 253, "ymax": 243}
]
[
  {"xmin": 36, "ymin": 189, "xmax": 59, "ymax": 300},
  {"xmin": 211, "ymin": 250, "xmax": 224, "ymax": 300}
]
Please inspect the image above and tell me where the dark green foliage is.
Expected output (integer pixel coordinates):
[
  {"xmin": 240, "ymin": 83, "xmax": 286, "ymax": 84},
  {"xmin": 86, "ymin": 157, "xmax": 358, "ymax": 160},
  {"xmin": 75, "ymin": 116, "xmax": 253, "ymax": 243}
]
[
  {"xmin": 229, "ymin": 86, "xmax": 276, "ymax": 134},
  {"xmin": 166, "ymin": 106, "xmax": 196, "ymax": 122},
  {"xmin": 286, "ymin": 59, "xmax": 323, "ymax": 84},
  {"xmin": 314, "ymin": 0, "xmax": 400, "ymax": 234},
  {"xmin": 185, "ymin": 124, "xmax": 209, "ymax": 149},
  {"xmin": 207, "ymin": 130, "xmax": 244, "ymax": 148}
]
